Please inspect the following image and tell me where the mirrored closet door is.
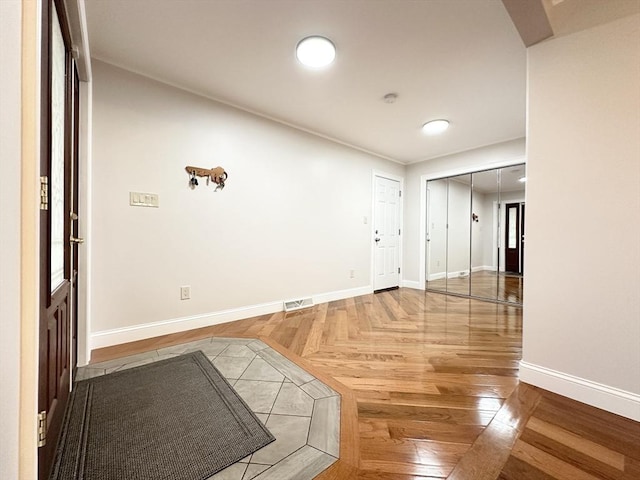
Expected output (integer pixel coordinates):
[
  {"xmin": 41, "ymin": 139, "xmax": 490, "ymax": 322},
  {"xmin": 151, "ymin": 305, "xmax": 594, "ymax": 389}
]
[{"xmin": 425, "ymin": 164, "xmax": 526, "ymax": 305}]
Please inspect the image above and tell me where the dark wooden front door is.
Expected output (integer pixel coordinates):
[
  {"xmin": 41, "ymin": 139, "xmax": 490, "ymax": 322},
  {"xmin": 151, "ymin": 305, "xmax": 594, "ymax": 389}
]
[
  {"xmin": 38, "ymin": 1, "xmax": 78, "ymax": 478},
  {"xmin": 504, "ymin": 202, "xmax": 524, "ymax": 274}
]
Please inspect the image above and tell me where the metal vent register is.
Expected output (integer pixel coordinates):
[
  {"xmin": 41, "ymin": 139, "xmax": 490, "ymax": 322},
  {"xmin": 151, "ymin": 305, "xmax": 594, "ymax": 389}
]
[{"xmin": 283, "ymin": 297, "xmax": 314, "ymax": 312}]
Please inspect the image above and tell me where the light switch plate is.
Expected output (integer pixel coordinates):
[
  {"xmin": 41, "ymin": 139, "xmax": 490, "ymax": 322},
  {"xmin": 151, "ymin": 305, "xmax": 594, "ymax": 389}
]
[{"xmin": 130, "ymin": 192, "xmax": 159, "ymax": 207}]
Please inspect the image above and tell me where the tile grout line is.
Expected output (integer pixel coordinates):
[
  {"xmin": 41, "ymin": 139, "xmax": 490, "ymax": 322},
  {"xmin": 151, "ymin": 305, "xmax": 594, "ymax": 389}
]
[
  {"xmin": 305, "ymin": 398, "xmax": 315, "ymax": 446},
  {"xmin": 266, "ymin": 379, "xmax": 286, "ymax": 416}
]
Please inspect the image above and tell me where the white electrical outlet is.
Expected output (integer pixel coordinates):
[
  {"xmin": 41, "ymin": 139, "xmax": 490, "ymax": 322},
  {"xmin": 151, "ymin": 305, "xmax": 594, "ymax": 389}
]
[{"xmin": 180, "ymin": 285, "xmax": 191, "ymax": 300}]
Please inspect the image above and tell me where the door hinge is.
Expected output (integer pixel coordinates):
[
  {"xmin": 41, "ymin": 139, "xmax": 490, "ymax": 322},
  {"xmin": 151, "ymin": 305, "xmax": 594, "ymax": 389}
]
[
  {"xmin": 398, "ymin": 267, "xmax": 401, "ymax": 274},
  {"xmin": 398, "ymin": 228, "xmax": 401, "ymax": 235},
  {"xmin": 37, "ymin": 411, "xmax": 47, "ymax": 447},
  {"xmin": 399, "ymin": 190, "xmax": 402, "ymax": 197},
  {"xmin": 39, "ymin": 176, "xmax": 49, "ymax": 210}
]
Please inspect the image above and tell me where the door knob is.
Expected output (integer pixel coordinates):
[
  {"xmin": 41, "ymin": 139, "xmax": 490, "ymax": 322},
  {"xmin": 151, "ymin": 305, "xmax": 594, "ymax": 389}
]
[
  {"xmin": 70, "ymin": 236, "xmax": 84, "ymax": 244},
  {"xmin": 375, "ymin": 237, "xmax": 380, "ymax": 243}
]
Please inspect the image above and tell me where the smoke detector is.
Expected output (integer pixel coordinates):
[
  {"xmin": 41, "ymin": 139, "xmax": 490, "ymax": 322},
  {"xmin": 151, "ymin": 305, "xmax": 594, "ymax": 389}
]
[{"xmin": 383, "ymin": 93, "xmax": 398, "ymax": 104}]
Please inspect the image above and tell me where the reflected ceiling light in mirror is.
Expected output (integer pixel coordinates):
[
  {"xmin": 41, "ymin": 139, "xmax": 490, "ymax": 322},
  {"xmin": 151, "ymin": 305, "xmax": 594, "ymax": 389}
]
[
  {"xmin": 296, "ymin": 36, "xmax": 336, "ymax": 68},
  {"xmin": 518, "ymin": 176, "xmax": 527, "ymax": 182},
  {"xmin": 422, "ymin": 119, "xmax": 450, "ymax": 135}
]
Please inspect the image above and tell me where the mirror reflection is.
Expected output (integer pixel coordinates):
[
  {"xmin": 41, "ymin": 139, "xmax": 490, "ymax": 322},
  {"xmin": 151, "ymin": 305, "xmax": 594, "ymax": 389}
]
[
  {"xmin": 425, "ymin": 178, "xmax": 448, "ymax": 294},
  {"xmin": 495, "ymin": 166, "xmax": 525, "ymax": 303},
  {"xmin": 446, "ymin": 174, "xmax": 471, "ymax": 296},
  {"xmin": 425, "ymin": 164, "xmax": 525, "ymax": 305},
  {"xmin": 470, "ymin": 169, "xmax": 499, "ymax": 300}
]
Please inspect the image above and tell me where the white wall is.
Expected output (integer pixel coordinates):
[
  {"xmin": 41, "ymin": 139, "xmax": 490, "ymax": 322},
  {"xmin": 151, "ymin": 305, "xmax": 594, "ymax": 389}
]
[
  {"xmin": 90, "ymin": 61, "xmax": 403, "ymax": 347},
  {"xmin": 0, "ymin": 2, "xmax": 22, "ymax": 477},
  {"xmin": 523, "ymin": 13, "xmax": 640, "ymax": 420},
  {"xmin": 404, "ymin": 138, "xmax": 526, "ymax": 284}
]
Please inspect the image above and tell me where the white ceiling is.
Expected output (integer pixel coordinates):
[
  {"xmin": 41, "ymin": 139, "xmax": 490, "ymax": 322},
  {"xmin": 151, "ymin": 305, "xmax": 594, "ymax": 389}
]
[{"xmin": 84, "ymin": 0, "xmax": 526, "ymax": 165}]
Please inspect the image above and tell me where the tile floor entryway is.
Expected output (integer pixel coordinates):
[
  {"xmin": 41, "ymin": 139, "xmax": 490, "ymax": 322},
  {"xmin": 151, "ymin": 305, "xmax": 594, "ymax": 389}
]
[{"xmin": 76, "ymin": 337, "xmax": 340, "ymax": 480}]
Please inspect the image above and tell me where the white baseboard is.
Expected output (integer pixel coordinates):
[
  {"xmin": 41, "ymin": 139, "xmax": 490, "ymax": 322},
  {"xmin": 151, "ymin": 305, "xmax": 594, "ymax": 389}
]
[
  {"xmin": 312, "ymin": 285, "xmax": 372, "ymax": 304},
  {"xmin": 402, "ymin": 280, "xmax": 424, "ymax": 290},
  {"xmin": 428, "ymin": 267, "xmax": 496, "ymax": 281},
  {"xmin": 91, "ymin": 285, "xmax": 373, "ymax": 350},
  {"xmin": 90, "ymin": 300, "xmax": 282, "ymax": 350},
  {"xmin": 447, "ymin": 269, "xmax": 469, "ymax": 279},
  {"xmin": 471, "ymin": 265, "xmax": 497, "ymax": 273},
  {"xmin": 519, "ymin": 361, "xmax": 640, "ymax": 422}
]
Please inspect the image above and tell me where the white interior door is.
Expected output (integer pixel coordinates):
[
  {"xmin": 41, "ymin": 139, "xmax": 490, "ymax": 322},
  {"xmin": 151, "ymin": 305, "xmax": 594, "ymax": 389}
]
[
  {"xmin": 426, "ymin": 186, "xmax": 431, "ymax": 282},
  {"xmin": 374, "ymin": 175, "xmax": 401, "ymax": 291}
]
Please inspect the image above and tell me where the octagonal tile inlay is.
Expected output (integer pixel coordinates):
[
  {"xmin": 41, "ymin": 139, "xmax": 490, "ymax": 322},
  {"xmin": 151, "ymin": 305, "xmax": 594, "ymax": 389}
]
[{"xmin": 77, "ymin": 337, "xmax": 340, "ymax": 480}]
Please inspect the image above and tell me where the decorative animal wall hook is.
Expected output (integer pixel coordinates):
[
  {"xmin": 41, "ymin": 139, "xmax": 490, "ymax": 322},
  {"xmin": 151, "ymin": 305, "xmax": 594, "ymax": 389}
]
[{"xmin": 185, "ymin": 166, "xmax": 228, "ymax": 191}]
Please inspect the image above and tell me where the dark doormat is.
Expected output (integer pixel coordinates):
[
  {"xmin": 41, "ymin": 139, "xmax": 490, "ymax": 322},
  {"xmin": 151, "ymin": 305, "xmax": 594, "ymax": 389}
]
[{"xmin": 50, "ymin": 351, "xmax": 274, "ymax": 480}]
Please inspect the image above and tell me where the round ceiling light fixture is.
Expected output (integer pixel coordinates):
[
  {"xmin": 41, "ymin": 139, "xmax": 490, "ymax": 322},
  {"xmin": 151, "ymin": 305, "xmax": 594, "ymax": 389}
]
[
  {"xmin": 296, "ymin": 36, "xmax": 336, "ymax": 68},
  {"xmin": 422, "ymin": 119, "xmax": 450, "ymax": 135}
]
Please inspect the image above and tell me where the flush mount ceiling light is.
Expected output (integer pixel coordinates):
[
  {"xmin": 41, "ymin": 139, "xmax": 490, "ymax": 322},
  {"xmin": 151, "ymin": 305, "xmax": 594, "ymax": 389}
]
[
  {"xmin": 422, "ymin": 119, "xmax": 450, "ymax": 135},
  {"xmin": 296, "ymin": 36, "xmax": 336, "ymax": 68}
]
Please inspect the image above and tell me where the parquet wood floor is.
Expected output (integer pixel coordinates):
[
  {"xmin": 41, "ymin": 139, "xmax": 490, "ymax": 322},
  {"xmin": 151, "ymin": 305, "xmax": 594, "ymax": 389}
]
[{"xmin": 91, "ymin": 289, "xmax": 639, "ymax": 479}]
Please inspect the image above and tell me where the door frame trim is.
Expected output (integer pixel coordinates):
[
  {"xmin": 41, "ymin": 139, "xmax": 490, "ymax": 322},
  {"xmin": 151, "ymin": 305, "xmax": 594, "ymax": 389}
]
[
  {"xmin": 61, "ymin": 0, "xmax": 93, "ymax": 367},
  {"xmin": 371, "ymin": 171, "xmax": 404, "ymax": 291},
  {"xmin": 19, "ymin": 0, "xmax": 41, "ymax": 477},
  {"xmin": 418, "ymin": 158, "xmax": 526, "ymax": 290}
]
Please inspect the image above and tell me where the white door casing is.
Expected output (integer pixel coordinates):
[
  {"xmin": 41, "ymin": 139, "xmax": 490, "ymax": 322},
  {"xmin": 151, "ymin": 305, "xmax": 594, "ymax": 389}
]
[{"xmin": 373, "ymin": 175, "xmax": 401, "ymax": 291}]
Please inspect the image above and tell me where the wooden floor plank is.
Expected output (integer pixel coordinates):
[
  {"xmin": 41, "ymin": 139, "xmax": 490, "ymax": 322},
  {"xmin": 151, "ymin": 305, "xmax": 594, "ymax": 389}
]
[
  {"xmin": 518, "ymin": 428, "xmax": 625, "ymax": 480},
  {"xmin": 510, "ymin": 439, "xmax": 603, "ymax": 480},
  {"xmin": 526, "ymin": 416, "xmax": 626, "ymax": 470},
  {"xmin": 532, "ymin": 392, "xmax": 640, "ymax": 460},
  {"xmin": 498, "ymin": 455, "xmax": 557, "ymax": 480}
]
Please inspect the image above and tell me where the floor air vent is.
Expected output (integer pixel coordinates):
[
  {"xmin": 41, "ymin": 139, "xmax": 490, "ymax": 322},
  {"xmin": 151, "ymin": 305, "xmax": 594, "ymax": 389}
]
[{"xmin": 283, "ymin": 297, "xmax": 314, "ymax": 312}]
